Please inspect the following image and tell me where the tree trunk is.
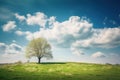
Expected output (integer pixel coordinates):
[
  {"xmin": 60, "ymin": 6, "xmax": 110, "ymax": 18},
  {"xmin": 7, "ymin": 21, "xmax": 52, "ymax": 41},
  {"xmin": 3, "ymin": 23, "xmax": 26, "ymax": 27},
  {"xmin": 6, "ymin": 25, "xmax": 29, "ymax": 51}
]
[{"xmin": 38, "ymin": 57, "xmax": 41, "ymax": 64}]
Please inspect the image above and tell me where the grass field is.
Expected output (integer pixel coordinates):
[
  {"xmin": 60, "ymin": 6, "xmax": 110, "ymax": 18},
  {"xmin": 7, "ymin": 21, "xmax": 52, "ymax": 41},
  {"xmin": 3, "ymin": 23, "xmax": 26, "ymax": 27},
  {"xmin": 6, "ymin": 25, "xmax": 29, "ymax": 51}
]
[{"xmin": 0, "ymin": 62, "xmax": 120, "ymax": 80}]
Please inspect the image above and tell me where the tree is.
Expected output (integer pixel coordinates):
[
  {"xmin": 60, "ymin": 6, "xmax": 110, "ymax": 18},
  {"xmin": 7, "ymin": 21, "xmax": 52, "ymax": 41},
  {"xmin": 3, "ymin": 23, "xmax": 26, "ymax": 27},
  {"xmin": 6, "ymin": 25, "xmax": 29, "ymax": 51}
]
[{"xmin": 26, "ymin": 37, "xmax": 53, "ymax": 63}]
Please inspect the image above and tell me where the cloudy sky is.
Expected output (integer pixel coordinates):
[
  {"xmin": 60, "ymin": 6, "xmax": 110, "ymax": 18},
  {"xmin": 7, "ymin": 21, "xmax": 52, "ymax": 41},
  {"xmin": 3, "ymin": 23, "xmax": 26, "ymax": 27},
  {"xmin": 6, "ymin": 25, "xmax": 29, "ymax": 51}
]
[{"xmin": 0, "ymin": 0, "xmax": 120, "ymax": 64}]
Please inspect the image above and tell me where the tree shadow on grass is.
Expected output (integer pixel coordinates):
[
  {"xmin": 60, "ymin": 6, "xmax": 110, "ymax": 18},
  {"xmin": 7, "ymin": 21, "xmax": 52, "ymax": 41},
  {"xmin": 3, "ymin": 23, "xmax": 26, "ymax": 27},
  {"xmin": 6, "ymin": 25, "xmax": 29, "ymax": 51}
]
[{"xmin": 40, "ymin": 62, "xmax": 66, "ymax": 64}]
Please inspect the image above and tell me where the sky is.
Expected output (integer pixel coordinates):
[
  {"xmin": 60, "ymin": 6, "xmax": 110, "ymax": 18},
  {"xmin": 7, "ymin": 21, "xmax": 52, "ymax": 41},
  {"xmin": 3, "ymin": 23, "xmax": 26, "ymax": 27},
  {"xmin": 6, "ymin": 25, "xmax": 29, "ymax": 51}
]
[{"xmin": 0, "ymin": 0, "xmax": 120, "ymax": 64}]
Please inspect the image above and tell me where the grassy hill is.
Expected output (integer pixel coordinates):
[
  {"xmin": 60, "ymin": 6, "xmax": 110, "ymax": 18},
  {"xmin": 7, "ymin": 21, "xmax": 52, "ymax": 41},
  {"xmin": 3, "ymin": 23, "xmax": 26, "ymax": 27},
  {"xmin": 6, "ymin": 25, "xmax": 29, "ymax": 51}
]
[{"xmin": 0, "ymin": 62, "xmax": 120, "ymax": 80}]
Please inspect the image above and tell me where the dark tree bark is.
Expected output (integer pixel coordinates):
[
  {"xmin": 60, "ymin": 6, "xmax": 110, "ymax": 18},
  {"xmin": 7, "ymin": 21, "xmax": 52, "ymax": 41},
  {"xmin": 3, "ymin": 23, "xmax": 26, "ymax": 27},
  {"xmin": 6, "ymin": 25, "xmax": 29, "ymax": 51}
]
[{"xmin": 38, "ymin": 57, "xmax": 41, "ymax": 64}]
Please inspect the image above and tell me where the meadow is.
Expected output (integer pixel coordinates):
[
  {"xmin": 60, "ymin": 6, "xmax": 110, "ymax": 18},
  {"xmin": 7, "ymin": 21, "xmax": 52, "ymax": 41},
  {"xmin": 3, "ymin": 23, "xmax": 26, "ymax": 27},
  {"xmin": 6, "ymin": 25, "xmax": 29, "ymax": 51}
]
[{"xmin": 0, "ymin": 62, "xmax": 120, "ymax": 80}]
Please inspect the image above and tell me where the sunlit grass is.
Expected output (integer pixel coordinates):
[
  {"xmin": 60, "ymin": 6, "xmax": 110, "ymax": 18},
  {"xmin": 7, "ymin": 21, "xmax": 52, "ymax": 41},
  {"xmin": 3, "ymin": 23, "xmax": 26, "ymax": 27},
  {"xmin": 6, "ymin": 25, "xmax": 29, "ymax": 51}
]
[{"xmin": 0, "ymin": 62, "xmax": 120, "ymax": 80}]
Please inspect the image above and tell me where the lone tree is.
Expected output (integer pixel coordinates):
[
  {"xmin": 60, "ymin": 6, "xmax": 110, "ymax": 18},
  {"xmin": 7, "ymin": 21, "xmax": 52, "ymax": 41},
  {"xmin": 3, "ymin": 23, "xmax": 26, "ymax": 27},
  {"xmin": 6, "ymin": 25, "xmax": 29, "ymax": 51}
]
[{"xmin": 26, "ymin": 37, "xmax": 53, "ymax": 63}]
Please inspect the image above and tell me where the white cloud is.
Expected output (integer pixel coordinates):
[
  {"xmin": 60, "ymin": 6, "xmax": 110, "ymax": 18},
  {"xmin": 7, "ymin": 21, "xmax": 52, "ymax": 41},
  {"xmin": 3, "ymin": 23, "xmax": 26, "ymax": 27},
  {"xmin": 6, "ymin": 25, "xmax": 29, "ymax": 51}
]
[
  {"xmin": 0, "ymin": 42, "xmax": 6, "ymax": 46},
  {"xmin": 72, "ymin": 28, "xmax": 120, "ymax": 49},
  {"xmin": 0, "ymin": 42, "xmax": 24, "ymax": 55},
  {"xmin": 71, "ymin": 46, "xmax": 84, "ymax": 55},
  {"xmin": 0, "ymin": 42, "xmax": 25, "ymax": 63},
  {"xmin": 15, "ymin": 30, "xmax": 24, "ymax": 36},
  {"xmin": 92, "ymin": 28, "xmax": 120, "ymax": 48},
  {"xmin": 26, "ymin": 12, "xmax": 47, "ymax": 28},
  {"xmin": 91, "ymin": 52, "xmax": 105, "ymax": 58},
  {"xmin": 23, "ymin": 16, "xmax": 94, "ymax": 55},
  {"xmin": 12, "ymin": 12, "xmax": 120, "ymax": 56},
  {"xmin": 2, "ymin": 11, "xmax": 120, "ymax": 63},
  {"xmin": 24, "ymin": 16, "xmax": 93, "ymax": 46},
  {"xmin": 2, "ymin": 21, "xmax": 16, "ymax": 32},
  {"xmin": 0, "ymin": 43, "xmax": 6, "ymax": 54},
  {"xmin": 48, "ymin": 16, "xmax": 56, "ymax": 27},
  {"xmin": 15, "ymin": 13, "xmax": 26, "ymax": 21},
  {"xmin": 15, "ymin": 30, "xmax": 32, "ymax": 37}
]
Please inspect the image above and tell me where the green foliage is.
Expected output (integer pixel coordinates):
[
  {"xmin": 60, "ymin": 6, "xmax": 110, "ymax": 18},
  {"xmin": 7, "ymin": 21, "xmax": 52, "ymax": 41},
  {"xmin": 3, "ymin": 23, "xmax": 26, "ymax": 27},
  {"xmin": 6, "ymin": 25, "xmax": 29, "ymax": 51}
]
[
  {"xmin": 0, "ymin": 62, "xmax": 120, "ymax": 80},
  {"xmin": 26, "ymin": 38, "xmax": 53, "ymax": 63}
]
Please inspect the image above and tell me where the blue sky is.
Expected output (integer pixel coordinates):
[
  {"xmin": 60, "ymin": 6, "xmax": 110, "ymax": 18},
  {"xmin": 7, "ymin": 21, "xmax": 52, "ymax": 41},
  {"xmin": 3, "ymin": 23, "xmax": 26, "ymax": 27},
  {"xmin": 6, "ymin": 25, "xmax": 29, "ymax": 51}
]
[{"xmin": 0, "ymin": 0, "xmax": 120, "ymax": 64}]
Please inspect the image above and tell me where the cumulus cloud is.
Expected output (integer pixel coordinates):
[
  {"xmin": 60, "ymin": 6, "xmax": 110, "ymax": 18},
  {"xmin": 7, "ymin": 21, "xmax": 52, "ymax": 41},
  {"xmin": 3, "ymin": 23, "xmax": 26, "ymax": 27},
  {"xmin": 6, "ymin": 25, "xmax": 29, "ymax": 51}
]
[
  {"xmin": 49, "ymin": 16, "xmax": 56, "ymax": 26},
  {"xmin": 15, "ymin": 30, "xmax": 32, "ymax": 37},
  {"xmin": 5, "ymin": 43, "xmax": 22, "ymax": 54},
  {"xmin": 25, "ymin": 16, "xmax": 93, "ymax": 43},
  {"xmin": 91, "ymin": 52, "xmax": 106, "ymax": 58},
  {"xmin": 15, "ymin": 30, "xmax": 24, "ymax": 36},
  {"xmin": 12, "ymin": 12, "xmax": 120, "ymax": 55},
  {"xmin": 0, "ymin": 42, "xmax": 24, "ymax": 58},
  {"xmin": 14, "ymin": 12, "xmax": 55, "ymax": 28},
  {"xmin": 72, "ymin": 28, "xmax": 120, "ymax": 49},
  {"xmin": 15, "ymin": 13, "xmax": 26, "ymax": 21},
  {"xmin": 71, "ymin": 46, "xmax": 84, "ymax": 55},
  {"xmin": 22, "ymin": 15, "xmax": 94, "ymax": 55},
  {"xmin": 0, "ymin": 43, "xmax": 7, "ymax": 54},
  {"xmin": 0, "ymin": 42, "xmax": 27, "ymax": 63},
  {"xmin": 2, "ymin": 21, "xmax": 16, "ymax": 32},
  {"xmin": 93, "ymin": 28, "xmax": 120, "ymax": 48},
  {"xmin": 26, "ymin": 12, "xmax": 47, "ymax": 28},
  {"xmin": 0, "ymin": 42, "xmax": 24, "ymax": 63}
]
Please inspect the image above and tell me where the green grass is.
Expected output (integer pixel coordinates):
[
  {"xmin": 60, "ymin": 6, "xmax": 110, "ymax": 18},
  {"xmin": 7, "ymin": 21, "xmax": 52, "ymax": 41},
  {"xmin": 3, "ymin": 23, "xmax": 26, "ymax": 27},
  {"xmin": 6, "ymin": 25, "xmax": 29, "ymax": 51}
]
[{"xmin": 0, "ymin": 62, "xmax": 120, "ymax": 80}]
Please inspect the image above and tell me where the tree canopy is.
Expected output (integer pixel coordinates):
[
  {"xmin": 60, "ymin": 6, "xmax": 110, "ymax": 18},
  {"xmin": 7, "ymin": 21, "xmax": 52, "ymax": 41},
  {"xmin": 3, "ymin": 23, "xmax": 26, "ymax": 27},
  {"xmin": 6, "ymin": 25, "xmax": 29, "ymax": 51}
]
[{"xmin": 26, "ymin": 38, "xmax": 53, "ymax": 63}]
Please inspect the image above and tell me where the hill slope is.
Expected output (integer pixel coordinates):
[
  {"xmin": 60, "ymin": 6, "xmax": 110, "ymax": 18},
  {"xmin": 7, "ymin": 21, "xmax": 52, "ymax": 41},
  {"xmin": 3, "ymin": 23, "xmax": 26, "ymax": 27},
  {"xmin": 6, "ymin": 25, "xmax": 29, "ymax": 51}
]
[{"xmin": 0, "ymin": 62, "xmax": 120, "ymax": 80}]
